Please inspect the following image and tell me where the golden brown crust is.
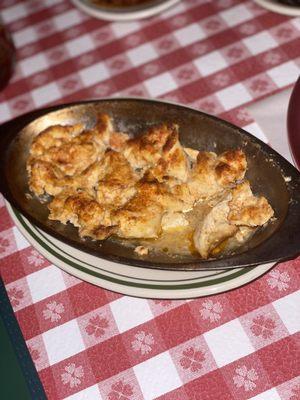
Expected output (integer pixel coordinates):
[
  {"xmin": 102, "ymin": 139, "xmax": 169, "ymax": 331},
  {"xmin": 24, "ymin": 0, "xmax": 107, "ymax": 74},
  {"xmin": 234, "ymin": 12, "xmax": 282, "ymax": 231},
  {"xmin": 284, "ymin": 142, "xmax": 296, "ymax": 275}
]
[
  {"xmin": 184, "ymin": 147, "xmax": 199, "ymax": 162},
  {"xmin": 113, "ymin": 198, "xmax": 163, "ymax": 239},
  {"xmin": 27, "ymin": 115, "xmax": 114, "ymax": 196},
  {"xmin": 193, "ymin": 180, "xmax": 274, "ymax": 258},
  {"xmin": 30, "ymin": 124, "xmax": 84, "ymax": 157},
  {"xmin": 122, "ymin": 123, "xmax": 175, "ymax": 169},
  {"xmin": 187, "ymin": 151, "xmax": 220, "ymax": 201},
  {"xmin": 27, "ymin": 159, "xmax": 64, "ymax": 196},
  {"xmin": 48, "ymin": 190, "xmax": 114, "ymax": 239},
  {"xmin": 89, "ymin": 113, "xmax": 113, "ymax": 147},
  {"xmin": 193, "ymin": 195, "xmax": 238, "ymax": 258},
  {"xmin": 96, "ymin": 150, "xmax": 139, "ymax": 207},
  {"xmin": 27, "ymin": 116, "xmax": 273, "ymax": 257},
  {"xmin": 109, "ymin": 131, "xmax": 130, "ymax": 152},
  {"xmin": 187, "ymin": 149, "xmax": 247, "ymax": 202},
  {"xmin": 112, "ymin": 181, "xmax": 189, "ymax": 239},
  {"xmin": 42, "ymin": 141, "xmax": 99, "ymax": 176},
  {"xmin": 170, "ymin": 183, "xmax": 195, "ymax": 210},
  {"xmin": 145, "ymin": 126, "xmax": 190, "ymax": 185},
  {"xmin": 228, "ymin": 181, "xmax": 274, "ymax": 226},
  {"xmin": 215, "ymin": 149, "xmax": 247, "ymax": 186}
]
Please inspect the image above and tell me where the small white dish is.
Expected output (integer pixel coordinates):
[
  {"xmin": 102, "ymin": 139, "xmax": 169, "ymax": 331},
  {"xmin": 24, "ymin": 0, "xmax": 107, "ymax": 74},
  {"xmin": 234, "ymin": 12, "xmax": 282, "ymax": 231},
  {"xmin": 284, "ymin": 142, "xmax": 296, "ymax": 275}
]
[
  {"xmin": 254, "ymin": 0, "xmax": 300, "ymax": 16},
  {"xmin": 71, "ymin": 0, "xmax": 181, "ymax": 21}
]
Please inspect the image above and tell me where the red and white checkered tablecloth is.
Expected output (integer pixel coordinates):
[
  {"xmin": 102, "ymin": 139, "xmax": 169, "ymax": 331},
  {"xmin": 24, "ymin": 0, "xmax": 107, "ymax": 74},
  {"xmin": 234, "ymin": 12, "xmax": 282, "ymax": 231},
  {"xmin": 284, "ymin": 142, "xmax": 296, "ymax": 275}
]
[{"xmin": 0, "ymin": 0, "xmax": 300, "ymax": 399}]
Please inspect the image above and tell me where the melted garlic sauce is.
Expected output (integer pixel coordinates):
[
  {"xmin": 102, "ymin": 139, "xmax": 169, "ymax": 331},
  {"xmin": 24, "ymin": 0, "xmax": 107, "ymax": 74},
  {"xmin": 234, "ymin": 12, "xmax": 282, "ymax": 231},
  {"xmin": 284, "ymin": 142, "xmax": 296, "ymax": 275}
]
[
  {"xmin": 141, "ymin": 201, "xmax": 212, "ymax": 256},
  {"xmin": 117, "ymin": 201, "xmax": 213, "ymax": 257},
  {"xmin": 115, "ymin": 194, "xmax": 256, "ymax": 258},
  {"xmin": 140, "ymin": 227, "xmax": 196, "ymax": 256}
]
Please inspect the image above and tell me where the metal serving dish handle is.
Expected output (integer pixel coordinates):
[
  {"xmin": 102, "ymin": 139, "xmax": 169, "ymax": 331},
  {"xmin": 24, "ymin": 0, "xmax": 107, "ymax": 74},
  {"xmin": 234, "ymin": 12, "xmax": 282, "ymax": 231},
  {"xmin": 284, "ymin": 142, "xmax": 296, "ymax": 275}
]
[{"xmin": 0, "ymin": 98, "xmax": 300, "ymax": 271}]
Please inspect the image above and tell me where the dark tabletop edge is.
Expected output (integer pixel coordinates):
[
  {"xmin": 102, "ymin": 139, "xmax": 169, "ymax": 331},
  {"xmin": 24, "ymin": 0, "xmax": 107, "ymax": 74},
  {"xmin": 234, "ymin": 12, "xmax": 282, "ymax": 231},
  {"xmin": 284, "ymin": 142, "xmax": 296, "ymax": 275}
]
[{"xmin": 0, "ymin": 277, "xmax": 47, "ymax": 400}]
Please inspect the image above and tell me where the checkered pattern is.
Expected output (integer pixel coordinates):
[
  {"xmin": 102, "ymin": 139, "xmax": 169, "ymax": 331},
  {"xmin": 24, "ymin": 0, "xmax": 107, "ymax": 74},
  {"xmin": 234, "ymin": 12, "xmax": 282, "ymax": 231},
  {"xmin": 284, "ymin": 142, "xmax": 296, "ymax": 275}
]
[{"xmin": 0, "ymin": 0, "xmax": 300, "ymax": 399}]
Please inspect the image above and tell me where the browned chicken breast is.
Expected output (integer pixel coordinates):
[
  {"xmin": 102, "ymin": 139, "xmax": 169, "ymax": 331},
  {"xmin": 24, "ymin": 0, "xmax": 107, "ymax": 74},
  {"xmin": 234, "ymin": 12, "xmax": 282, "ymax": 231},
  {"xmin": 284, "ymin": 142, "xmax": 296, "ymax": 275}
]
[
  {"xmin": 96, "ymin": 150, "xmax": 139, "ymax": 207},
  {"xmin": 187, "ymin": 149, "xmax": 247, "ymax": 202},
  {"xmin": 41, "ymin": 141, "xmax": 99, "ymax": 176},
  {"xmin": 27, "ymin": 159, "xmax": 65, "ymax": 196},
  {"xmin": 139, "ymin": 182, "xmax": 187, "ymax": 213},
  {"xmin": 27, "ymin": 114, "xmax": 113, "ymax": 195},
  {"xmin": 29, "ymin": 124, "xmax": 84, "ymax": 157},
  {"xmin": 215, "ymin": 149, "xmax": 247, "ymax": 186},
  {"xmin": 193, "ymin": 195, "xmax": 238, "ymax": 259},
  {"xmin": 193, "ymin": 181, "xmax": 274, "ymax": 258},
  {"xmin": 109, "ymin": 131, "xmax": 130, "ymax": 152},
  {"xmin": 228, "ymin": 181, "xmax": 274, "ymax": 226},
  {"xmin": 48, "ymin": 189, "xmax": 115, "ymax": 240},
  {"xmin": 145, "ymin": 125, "xmax": 190, "ymax": 185},
  {"xmin": 27, "ymin": 115, "xmax": 274, "ymax": 259},
  {"xmin": 113, "ymin": 182, "xmax": 192, "ymax": 239},
  {"xmin": 184, "ymin": 147, "xmax": 199, "ymax": 163},
  {"xmin": 122, "ymin": 123, "xmax": 175, "ymax": 170},
  {"xmin": 113, "ymin": 184, "xmax": 164, "ymax": 239},
  {"xmin": 81, "ymin": 113, "xmax": 113, "ymax": 149}
]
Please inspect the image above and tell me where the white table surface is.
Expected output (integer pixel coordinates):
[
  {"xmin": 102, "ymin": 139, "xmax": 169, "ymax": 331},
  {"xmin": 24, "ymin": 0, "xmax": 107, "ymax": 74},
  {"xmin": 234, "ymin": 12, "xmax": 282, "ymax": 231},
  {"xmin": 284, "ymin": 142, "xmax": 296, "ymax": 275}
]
[{"xmin": 248, "ymin": 87, "xmax": 294, "ymax": 164}]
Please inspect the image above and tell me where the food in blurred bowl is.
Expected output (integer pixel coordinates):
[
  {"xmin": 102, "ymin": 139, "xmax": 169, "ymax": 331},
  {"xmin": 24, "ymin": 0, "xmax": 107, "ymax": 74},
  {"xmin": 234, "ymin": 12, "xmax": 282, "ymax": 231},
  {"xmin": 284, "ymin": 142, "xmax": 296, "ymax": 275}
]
[
  {"xmin": 71, "ymin": 0, "xmax": 180, "ymax": 21},
  {"xmin": 277, "ymin": 0, "xmax": 300, "ymax": 5},
  {"xmin": 91, "ymin": 0, "xmax": 155, "ymax": 7}
]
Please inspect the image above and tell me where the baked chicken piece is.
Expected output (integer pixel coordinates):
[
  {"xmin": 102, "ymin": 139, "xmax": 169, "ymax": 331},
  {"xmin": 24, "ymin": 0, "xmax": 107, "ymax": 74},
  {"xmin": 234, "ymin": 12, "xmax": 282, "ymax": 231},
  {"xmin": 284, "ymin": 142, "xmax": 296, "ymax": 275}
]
[
  {"xmin": 29, "ymin": 123, "xmax": 84, "ymax": 157},
  {"xmin": 113, "ymin": 182, "xmax": 187, "ymax": 239},
  {"xmin": 184, "ymin": 147, "xmax": 199, "ymax": 163},
  {"xmin": 96, "ymin": 150, "xmax": 139, "ymax": 207},
  {"xmin": 123, "ymin": 123, "xmax": 175, "ymax": 170},
  {"xmin": 187, "ymin": 149, "xmax": 247, "ymax": 202},
  {"xmin": 193, "ymin": 195, "xmax": 237, "ymax": 259},
  {"xmin": 27, "ymin": 114, "xmax": 114, "ymax": 196},
  {"xmin": 33, "ymin": 114, "xmax": 113, "ymax": 175},
  {"xmin": 27, "ymin": 159, "xmax": 65, "ymax": 196},
  {"xmin": 48, "ymin": 189, "xmax": 115, "ymax": 240},
  {"xmin": 168, "ymin": 149, "xmax": 246, "ymax": 209},
  {"xmin": 113, "ymin": 185, "xmax": 164, "ymax": 239},
  {"xmin": 228, "ymin": 181, "xmax": 274, "ymax": 226},
  {"xmin": 193, "ymin": 181, "xmax": 274, "ymax": 258},
  {"xmin": 161, "ymin": 212, "xmax": 189, "ymax": 231},
  {"xmin": 28, "ymin": 157, "xmax": 110, "ymax": 198},
  {"xmin": 109, "ymin": 131, "xmax": 130, "ymax": 152},
  {"xmin": 73, "ymin": 113, "xmax": 113, "ymax": 151},
  {"xmin": 145, "ymin": 125, "xmax": 190, "ymax": 185},
  {"xmin": 27, "ymin": 115, "xmax": 274, "ymax": 259},
  {"xmin": 141, "ymin": 182, "xmax": 188, "ymax": 213},
  {"xmin": 41, "ymin": 140, "xmax": 99, "ymax": 176},
  {"xmin": 29, "ymin": 113, "xmax": 113, "ymax": 162}
]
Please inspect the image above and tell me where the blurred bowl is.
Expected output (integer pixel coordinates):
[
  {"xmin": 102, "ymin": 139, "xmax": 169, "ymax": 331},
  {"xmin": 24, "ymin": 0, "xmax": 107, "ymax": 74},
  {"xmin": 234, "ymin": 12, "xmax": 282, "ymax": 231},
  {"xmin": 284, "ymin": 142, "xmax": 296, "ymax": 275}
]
[
  {"xmin": 254, "ymin": 0, "xmax": 300, "ymax": 16},
  {"xmin": 71, "ymin": 0, "xmax": 181, "ymax": 20},
  {"xmin": 277, "ymin": 0, "xmax": 300, "ymax": 5}
]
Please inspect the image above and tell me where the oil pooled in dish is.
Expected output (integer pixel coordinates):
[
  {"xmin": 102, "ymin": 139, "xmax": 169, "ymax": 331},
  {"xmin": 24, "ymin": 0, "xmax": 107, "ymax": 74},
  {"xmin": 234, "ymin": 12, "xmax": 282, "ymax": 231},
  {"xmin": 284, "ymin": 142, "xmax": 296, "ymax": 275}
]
[{"xmin": 26, "ymin": 114, "xmax": 274, "ymax": 259}]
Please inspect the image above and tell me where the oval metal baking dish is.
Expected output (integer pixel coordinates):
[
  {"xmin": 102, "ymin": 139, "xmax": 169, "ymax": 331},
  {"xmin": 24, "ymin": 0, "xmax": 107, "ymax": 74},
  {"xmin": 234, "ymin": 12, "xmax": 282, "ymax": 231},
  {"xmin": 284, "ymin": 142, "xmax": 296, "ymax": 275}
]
[{"xmin": 0, "ymin": 98, "xmax": 299, "ymax": 270}]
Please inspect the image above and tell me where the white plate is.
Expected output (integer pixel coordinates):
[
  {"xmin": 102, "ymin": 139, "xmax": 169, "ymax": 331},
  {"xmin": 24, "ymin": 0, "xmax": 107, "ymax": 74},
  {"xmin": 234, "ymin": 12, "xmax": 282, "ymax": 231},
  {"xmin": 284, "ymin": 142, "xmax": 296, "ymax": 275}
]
[
  {"xmin": 71, "ymin": 0, "xmax": 181, "ymax": 21},
  {"xmin": 7, "ymin": 202, "xmax": 275, "ymax": 299},
  {"xmin": 254, "ymin": 0, "xmax": 300, "ymax": 16}
]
